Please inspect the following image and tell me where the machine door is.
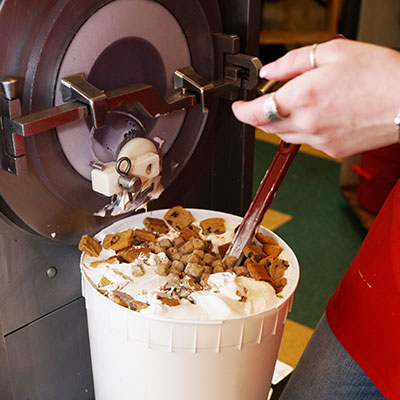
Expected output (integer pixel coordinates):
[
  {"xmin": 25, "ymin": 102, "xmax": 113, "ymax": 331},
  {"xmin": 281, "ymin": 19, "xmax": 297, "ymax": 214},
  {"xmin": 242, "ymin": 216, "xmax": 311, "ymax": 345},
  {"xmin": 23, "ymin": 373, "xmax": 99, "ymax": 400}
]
[{"xmin": 0, "ymin": 0, "xmax": 222, "ymax": 243}]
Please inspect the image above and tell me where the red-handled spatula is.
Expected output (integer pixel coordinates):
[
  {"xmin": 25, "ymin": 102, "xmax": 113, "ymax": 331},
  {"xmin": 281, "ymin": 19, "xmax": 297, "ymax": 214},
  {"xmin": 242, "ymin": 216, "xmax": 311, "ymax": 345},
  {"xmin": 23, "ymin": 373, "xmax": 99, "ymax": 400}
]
[{"xmin": 224, "ymin": 140, "xmax": 300, "ymax": 265}]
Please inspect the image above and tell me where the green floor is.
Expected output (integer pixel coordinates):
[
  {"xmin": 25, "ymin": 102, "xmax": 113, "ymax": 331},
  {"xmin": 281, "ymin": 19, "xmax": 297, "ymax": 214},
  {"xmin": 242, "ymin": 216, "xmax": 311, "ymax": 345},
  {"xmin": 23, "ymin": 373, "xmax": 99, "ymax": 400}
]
[{"xmin": 253, "ymin": 140, "xmax": 366, "ymax": 328}]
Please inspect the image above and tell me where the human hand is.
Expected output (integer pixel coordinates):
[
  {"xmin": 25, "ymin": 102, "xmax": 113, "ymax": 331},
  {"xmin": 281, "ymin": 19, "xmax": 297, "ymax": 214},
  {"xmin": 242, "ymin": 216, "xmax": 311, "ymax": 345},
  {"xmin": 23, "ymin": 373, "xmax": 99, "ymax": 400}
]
[{"xmin": 232, "ymin": 39, "xmax": 400, "ymax": 158}]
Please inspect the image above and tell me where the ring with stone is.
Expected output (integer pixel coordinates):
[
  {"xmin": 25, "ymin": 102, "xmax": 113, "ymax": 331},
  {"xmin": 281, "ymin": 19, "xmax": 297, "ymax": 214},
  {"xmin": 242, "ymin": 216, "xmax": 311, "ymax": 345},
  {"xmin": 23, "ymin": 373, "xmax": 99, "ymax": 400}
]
[{"xmin": 263, "ymin": 92, "xmax": 283, "ymax": 122}]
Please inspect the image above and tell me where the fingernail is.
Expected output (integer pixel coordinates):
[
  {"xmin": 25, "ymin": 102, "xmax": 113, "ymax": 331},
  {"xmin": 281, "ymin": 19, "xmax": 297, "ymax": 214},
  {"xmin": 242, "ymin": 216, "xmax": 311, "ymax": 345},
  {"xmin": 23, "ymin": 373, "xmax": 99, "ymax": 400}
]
[
  {"xmin": 334, "ymin": 34, "xmax": 348, "ymax": 40},
  {"xmin": 259, "ymin": 63, "xmax": 275, "ymax": 78}
]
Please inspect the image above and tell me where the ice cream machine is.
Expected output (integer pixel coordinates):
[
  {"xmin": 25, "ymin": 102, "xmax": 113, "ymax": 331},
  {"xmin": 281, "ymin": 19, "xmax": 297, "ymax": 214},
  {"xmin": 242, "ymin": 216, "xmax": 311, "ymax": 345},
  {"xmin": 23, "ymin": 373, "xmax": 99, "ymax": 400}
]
[{"xmin": 0, "ymin": 0, "xmax": 261, "ymax": 398}]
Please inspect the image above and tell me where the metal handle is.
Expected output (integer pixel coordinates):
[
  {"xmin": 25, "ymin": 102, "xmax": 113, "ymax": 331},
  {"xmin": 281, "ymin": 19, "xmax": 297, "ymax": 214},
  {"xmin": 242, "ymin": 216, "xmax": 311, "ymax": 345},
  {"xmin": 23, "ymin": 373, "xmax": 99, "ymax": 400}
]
[
  {"xmin": 10, "ymin": 74, "xmax": 197, "ymax": 137},
  {"xmin": 9, "ymin": 102, "xmax": 89, "ymax": 138}
]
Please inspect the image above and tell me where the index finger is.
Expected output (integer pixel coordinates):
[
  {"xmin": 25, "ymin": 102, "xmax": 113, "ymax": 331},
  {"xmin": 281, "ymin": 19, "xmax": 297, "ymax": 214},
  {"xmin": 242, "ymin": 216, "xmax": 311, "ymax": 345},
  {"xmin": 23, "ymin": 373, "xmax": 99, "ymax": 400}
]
[{"xmin": 259, "ymin": 39, "xmax": 344, "ymax": 81}]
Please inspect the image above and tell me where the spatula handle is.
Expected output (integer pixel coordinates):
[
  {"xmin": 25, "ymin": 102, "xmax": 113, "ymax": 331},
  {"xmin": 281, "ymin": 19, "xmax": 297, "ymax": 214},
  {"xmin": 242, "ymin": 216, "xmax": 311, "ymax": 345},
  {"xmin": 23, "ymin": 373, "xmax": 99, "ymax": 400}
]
[{"xmin": 224, "ymin": 141, "xmax": 300, "ymax": 262}]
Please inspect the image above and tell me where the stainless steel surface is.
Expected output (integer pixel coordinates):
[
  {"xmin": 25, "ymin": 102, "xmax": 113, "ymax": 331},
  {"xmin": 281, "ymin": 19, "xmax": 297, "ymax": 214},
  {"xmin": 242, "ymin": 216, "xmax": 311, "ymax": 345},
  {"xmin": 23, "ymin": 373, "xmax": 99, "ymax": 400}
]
[
  {"xmin": 0, "ymin": 80, "xmax": 24, "ymax": 174},
  {"xmin": 0, "ymin": 317, "xmax": 15, "ymax": 400},
  {"xmin": 5, "ymin": 298, "xmax": 93, "ymax": 400},
  {"xmin": 0, "ymin": 97, "xmax": 26, "ymax": 175},
  {"xmin": 46, "ymin": 266, "xmax": 58, "ymax": 279},
  {"xmin": 9, "ymin": 102, "xmax": 89, "ymax": 138},
  {"xmin": 0, "ymin": 0, "xmax": 218, "ymax": 240},
  {"xmin": 5, "ymin": 50, "xmax": 260, "ymax": 154},
  {"xmin": 4, "ymin": 47, "xmax": 260, "ymax": 171},
  {"xmin": 118, "ymin": 174, "xmax": 142, "ymax": 193},
  {"xmin": 225, "ymin": 53, "xmax": 263, "ymax": 90},
  {"xmin": 174, "ymin": 48, "xmax": 261, "ymax": 112},
  {"xmin": 54, "ymin": 0, "xmax": 192, "ymax": 182},
  {"xmin": 61, "ymin": 73, "xmax": 108, "ymax": 128},
  {"xmin": 106, "ymin": 79, "xmax": 196, "ymax": 117},
  {"xmin": 0, "ymin": 77, "xmax": 17, "ymax": 100},
  {"xmin": 0, "ymin": 20, "xmax": 261, "ymax": 228},
  {"xmin": 0, "ymin": 0, "xmax": 261, "ymax": 398},
  {"xmin": 0, "ymin": 214, "xmax": 81, "ymax": 335},
  {"xmin": 0, "ymin": 210, "xmax": 86, "ymax": 399},
  {"xmin": 7, "ymin": 73, "xmax": 197, "ymax": 136}
]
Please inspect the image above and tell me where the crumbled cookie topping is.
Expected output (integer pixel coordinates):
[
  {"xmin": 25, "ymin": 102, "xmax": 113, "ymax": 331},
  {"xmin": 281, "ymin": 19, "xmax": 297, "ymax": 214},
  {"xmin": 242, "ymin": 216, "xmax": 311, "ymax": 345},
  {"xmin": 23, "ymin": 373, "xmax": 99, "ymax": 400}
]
[
  {"xmin": 143, "ymin": 217, "xmax": 170, "ymax": 234},
  {"xmin": 79, "ymin": 234, "xmax": 102, "ymax": 257},
  {"xmin": 112, "ymin": 290, "xmax": 149, "ymax": 311},
  {"xmin": 164, "ymin": 205, "xmax": 194, "ymax": 231},
  {"xmin": 200, "ymin": 218, "xmax": 226, "ymax": 235},
  {"xmin": 80, "ymin": 206, "xmax": 290, "ymax": 312},
  {"xmin": 103, "ymin": 229, "xmax": 134, "ymax": 251}
]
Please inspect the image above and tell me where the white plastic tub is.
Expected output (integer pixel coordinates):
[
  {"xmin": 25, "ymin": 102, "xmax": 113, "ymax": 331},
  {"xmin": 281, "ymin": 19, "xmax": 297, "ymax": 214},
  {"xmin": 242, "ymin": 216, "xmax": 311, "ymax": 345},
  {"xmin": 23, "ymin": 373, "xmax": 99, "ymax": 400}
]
[{"xmin": 81, "ymin": 209, "xmax": 300, "ymax": 400}]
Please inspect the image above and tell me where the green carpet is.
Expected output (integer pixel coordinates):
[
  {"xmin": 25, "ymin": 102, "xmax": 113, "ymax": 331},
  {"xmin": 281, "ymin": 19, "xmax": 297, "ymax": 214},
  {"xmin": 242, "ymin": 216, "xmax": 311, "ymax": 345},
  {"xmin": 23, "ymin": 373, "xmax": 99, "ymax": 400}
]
[{"xmin": 253, "ymin": 140, "xmax": 366, "ymax": 328}]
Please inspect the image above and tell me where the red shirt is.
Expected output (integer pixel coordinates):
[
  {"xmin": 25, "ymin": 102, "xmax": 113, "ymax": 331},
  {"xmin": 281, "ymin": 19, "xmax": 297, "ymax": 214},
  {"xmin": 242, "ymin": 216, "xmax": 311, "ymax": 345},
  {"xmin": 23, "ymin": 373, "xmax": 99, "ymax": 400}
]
[{"xmin": 326, "ymin": 180, "xmax": 400, "ymax": 399}]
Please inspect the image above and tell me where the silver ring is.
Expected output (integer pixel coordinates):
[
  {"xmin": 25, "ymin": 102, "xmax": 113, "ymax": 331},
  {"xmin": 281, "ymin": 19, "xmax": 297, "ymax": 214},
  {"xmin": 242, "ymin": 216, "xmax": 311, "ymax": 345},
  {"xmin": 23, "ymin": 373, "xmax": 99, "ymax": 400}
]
[
  {"xmin": 263, "ymin": 92, "xmax": 283, "ymax": 122},
  {"xmin": 310, "ymin": 43, "xmax": 318, "ymax": 69}
]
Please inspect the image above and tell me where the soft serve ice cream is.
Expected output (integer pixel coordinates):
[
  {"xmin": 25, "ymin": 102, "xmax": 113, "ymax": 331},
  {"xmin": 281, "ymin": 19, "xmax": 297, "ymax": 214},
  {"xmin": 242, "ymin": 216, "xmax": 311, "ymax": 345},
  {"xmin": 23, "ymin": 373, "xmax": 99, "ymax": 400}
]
[{"xmin": 79, "ymin": 206, "xmax": 291, "ymax": 320}]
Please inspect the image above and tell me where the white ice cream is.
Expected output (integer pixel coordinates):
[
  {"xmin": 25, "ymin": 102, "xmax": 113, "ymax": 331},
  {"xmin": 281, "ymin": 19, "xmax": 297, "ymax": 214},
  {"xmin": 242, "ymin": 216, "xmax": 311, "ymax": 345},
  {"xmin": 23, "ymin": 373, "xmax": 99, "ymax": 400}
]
[{"xmin": 80, "ymin": 209, "xmax": 292, "ymax": 321}]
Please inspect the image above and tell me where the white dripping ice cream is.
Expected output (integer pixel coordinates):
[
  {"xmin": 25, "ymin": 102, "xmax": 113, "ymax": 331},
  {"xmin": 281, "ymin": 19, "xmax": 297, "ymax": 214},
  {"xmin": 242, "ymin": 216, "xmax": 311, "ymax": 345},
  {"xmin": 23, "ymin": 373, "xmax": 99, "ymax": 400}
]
[{"xmin": 80, "ymin": 208, "xmax": 293, "ymax": 321}]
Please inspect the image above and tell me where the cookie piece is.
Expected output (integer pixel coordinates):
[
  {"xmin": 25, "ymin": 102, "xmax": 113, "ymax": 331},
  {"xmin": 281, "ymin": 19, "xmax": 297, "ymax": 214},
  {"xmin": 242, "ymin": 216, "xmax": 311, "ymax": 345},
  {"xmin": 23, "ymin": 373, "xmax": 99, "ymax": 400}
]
[
  {"xmin": 102, "ymin": 234, "xmax": 119, "ymax": 250},
  {"xmin": 164, "ymin": 206, "xmax": 194, "ymax": 231},
  {"xmin": 267, "ymin": 258, "xmax": 289, "ymax": 281},
  {"xmin": 143, "ymin": 217, "xmax": 170, "ymax": 235},
  {"xmin": 200, "ymin": 218, "xmax": 226, "ymax": 235},
  {"xmin": 233, "ymin": 266, "xmax": 249, "ymax": 277},
  {"xmin": 184, "ymin": 262, "xmax": 205, "ymax": 278},
  {"xmin": 79, "ymin": 234, "xmax": 102, "ymax": 257},
  {"xmin": 179, "ymin": 226, "xmax": 200, "ymax": 241},
  {"xmin": 224, "ymin": 255, "xmax": 238, "ymax": 268},
  {"xmin": 112, "ymin": 290, "xmax": 149, "ymax": 311},
  {"xmin": 158, "ymin": 296, "xmax": 180, "ymax": 306},
  {"xmin": 135, "ymin": 229, "xmax": 156, "ymax": 242},
  {"xmin": 247, "ymin": 262, "xmax": 270, "ymax": 281},
  {"xmin": 203, "ymin": 253, "xmax": 216, "ymax": 265},
  {"xmin": 98, "ymin": 276, "xmax": 111, "ymax": 288},
  {"xmin": 90, "ymin": 256, "xmax": 118, "ymax": 268},
  {"xmin": 118, "ymin": 246, "xmax": 151, "ymax": 263},
  {"xmin": 243, "ymin": 244, "xmax": 265, "ymax": 263},
  {"xmin": 218, "ymin": 242, "xmax": 231, "ymax": 258},
  {"xmin": 263, "ymin": 243, "xmax": 283, "ymax": 258},
  {"xmin": 255, "ymin": 232, "xmax": 279, "ymax": 246},
  {"xmin": 103, "ymin": 229, "xmax": 134, "ymax": 251},
  {"xmin": 271, "ymin": 277, "xmax": 287, "ymax": 293},
  {"xmin": 156, "ymin": 261, "xmax": 171, "ymax": 276}
]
